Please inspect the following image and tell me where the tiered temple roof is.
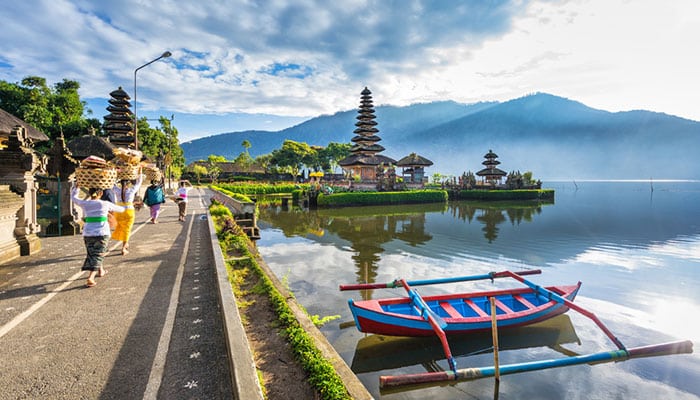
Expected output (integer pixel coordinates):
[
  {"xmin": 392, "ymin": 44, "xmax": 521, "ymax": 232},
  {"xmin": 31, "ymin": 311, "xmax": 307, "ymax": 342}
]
[
  {"xmin": 339, "ymin": 87, "xmax": 396, "ymax": 167},
  {"xmin": 103, "ymin": 87, "xmax": 135, "ymax": 148},
  {"xmin": 476, "ymin": 149, "xmax": 507, "ymax": 183}
]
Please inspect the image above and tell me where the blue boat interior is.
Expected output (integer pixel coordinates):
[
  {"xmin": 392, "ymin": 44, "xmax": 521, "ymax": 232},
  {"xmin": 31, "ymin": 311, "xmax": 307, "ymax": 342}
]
[{"xmin": 381, "ymin": 292, "xmax": 545, "ymax": 318}]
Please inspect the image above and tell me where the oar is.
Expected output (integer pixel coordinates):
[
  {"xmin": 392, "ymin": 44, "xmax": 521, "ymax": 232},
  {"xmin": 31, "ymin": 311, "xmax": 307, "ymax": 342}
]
[{"xmin": 339, "ymin": 269, "xmax": 541, "ymax": 291}]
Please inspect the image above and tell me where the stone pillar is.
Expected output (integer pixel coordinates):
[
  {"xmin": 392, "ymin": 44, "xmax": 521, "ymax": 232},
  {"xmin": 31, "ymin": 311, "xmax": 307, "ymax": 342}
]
[
  {"xmin": 45, "ymin": 135, "xmax": 81, "ymax": 235},
  {"xmin": 0, "ymin": 126, "xmax": 45, "ymax": 259}
]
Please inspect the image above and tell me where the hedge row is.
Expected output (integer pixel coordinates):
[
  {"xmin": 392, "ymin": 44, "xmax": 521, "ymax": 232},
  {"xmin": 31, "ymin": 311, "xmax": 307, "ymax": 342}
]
[
  {"xmin": 210, "ymin": 185, "xmax": 254, "ymax": 203},
  {"xmin": 455, "ymin": 189, "xmax": 555, "ymax": 201},
  {"xmin": 317, "ymin": 189, "xmax": 448, "ymax": 207},
  {"xmin": 217, "ymin": 182, "xmax": 307, "ymax": 195}
]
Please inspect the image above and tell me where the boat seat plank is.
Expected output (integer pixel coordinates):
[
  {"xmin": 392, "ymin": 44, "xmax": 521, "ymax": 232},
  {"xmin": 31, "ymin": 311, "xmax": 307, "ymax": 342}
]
[
  {"xmin": 439, "ymin": 302, "xmax": 463, "ymax": 319},
  {"xmin": 493, "ymin": 298, "xmax": 514, "ymax": 314},
  {"xmin": 514, "ymin": 294, "xmax": 537, "ymax": 309},
  {"xmin": 464, "ymin": 299, "xmax": 489, "ymax": 317}
]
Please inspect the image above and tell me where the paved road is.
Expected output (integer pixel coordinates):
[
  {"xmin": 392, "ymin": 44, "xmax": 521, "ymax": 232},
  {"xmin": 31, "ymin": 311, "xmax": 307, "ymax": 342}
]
[{"xmin": 0, "ymin": 188, "xmax": 233, "ymax": 399}]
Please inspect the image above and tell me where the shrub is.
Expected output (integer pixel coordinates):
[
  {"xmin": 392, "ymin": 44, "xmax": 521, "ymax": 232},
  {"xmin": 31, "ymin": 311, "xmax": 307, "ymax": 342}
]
[{"xmin": 317, "ymin": 189, "xmax": 448, "ymax": 207}]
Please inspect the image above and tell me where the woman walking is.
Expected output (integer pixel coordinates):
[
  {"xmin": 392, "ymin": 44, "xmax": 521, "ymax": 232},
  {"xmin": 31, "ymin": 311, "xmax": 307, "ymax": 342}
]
[
  {"xmin": 144, "ymin": 179, "xmax": 166, "ymax": 223},
  {"xmin": 72, "ymin": 185, "xmax": 125, "ymax": 287},
  {"xmin": 176, "ymin": 180, "xmax": 192, "ymax": 222},
  {"xmin": 111, "ymin": 169, "xmax": 143, "ymax": 255}
]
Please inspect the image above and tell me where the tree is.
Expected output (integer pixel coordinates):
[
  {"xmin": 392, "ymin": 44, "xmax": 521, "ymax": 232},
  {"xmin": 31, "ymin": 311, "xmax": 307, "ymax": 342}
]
[
  {"xmin": 242, "ymin": 139, "xmax": 251, "ymax": 155},
  {"xmin": 269, "ymin": 140, "xmax": 314, "ymax": 179},
  {"xmin": 317, "ymin": 142, "xmax": 351, "ymax": 172},
  {"xmin": 232, "ymin": 151, "xmax": 254, "ymax": 170},
  {"xmin": 206, "ymin": 154, "xmax": 225, "ymax": 184},
  {"xmin": 0, "ymin": 76, "xmax": 87, "ymax": 145},
  {"xmin": 137, "ymin": 116, "xmax": 185, "ymax": 181},
  {"xmin": 192, "ymin": 164, "xmax": 207, "ymax": 184}
]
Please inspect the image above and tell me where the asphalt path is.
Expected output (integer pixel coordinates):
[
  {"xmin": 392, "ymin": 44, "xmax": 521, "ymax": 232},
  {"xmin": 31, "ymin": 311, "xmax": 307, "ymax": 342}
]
[{"xmin": 0, "ymin": 188, "xmax": 233, "ymax": 399}]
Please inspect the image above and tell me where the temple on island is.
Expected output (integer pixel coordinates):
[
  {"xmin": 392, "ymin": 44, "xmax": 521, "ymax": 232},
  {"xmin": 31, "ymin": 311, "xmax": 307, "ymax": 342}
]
[
  {"xmin": 475, "ymin": 149, "xmax": 507, "ymax": 186},
  {"xmin": 338, "ymin": 87, "xmax": 432, "ymax": 189}
]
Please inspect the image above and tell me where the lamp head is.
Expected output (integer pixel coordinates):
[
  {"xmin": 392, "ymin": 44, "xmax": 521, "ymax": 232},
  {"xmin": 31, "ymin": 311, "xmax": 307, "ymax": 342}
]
[{"xmin": 162, "ymin": 51, "xmax": 172, "ymax": 58}]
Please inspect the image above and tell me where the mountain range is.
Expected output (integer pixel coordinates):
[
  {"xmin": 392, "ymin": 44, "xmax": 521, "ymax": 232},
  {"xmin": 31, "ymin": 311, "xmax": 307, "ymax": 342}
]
[{"xmin": 181, "ymin": 92, "xmax": 700, "ymax": 180}]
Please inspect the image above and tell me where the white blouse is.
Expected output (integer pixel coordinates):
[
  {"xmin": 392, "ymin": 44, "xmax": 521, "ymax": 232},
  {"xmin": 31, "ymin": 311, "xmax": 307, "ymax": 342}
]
[{"xmin": 72, "ymin": 188, "xmax": 125, "ymax": 237}]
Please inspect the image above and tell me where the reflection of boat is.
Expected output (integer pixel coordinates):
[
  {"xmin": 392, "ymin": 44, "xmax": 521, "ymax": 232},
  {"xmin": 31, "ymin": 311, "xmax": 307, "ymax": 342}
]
[
  {"xmin": 347, "ymin": 282, "xmax": 581, "ymax": 337},
  {"xmin": 352, "ymin": 314, "xmax": 581, "ymax": 373}
]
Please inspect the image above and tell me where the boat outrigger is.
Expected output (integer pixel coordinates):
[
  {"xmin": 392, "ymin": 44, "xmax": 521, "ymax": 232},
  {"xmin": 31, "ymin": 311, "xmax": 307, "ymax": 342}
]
[{"xmin": 340, "ymin": 269, "xmax": 693, "ymax": 388}]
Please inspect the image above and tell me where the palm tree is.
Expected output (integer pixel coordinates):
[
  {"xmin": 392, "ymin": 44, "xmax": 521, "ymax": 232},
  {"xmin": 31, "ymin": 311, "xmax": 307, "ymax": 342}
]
[{"xmin": 242, "ymin": 140, "xmax": 251, "ymax": 155}]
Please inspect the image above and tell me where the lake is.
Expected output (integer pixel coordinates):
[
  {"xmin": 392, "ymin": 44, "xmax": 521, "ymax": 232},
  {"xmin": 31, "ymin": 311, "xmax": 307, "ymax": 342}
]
[{"xmin": 255, "ymin": 181, "xmax": 700, "ymax": 399}]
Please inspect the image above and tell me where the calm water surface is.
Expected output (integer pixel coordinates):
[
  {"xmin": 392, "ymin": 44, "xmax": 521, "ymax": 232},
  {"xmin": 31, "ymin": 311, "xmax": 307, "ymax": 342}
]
[{"xmin": 256, "ymin": 181, "xmax": 700, "ymax": 399}]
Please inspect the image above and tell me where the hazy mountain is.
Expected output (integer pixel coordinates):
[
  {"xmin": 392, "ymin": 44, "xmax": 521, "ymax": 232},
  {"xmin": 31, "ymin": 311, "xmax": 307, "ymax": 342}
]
[{"xmin": 182, "ymin": 93, "xmax": 700, "ymax": 180}]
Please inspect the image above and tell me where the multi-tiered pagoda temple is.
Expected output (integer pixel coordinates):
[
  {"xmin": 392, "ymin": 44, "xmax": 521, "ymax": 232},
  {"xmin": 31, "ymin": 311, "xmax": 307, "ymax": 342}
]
[
  {"xmin": 103, "ymin": 87, "xmax": 135, "ymax": 149},
  {"xmin": 476, "ymin": 149, "xmax": 507, "ymax": 186},
  {"xmin": 338, "ymin": 87, "xmax": 397, "ymax": 181}
]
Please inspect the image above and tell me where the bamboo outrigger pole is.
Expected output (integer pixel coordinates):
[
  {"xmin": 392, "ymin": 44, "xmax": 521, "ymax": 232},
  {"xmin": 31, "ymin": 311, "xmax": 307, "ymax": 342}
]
[
  {"xmin": 339, "ymin": 269, "xmax": 541, "ymax": 291},
  {"xmin": 380, "ymin": 340, "xmax": 693, "ymax": 388}
]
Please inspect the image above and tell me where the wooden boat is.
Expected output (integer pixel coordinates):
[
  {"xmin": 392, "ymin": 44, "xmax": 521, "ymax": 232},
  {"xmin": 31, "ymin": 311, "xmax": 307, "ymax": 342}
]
[
  {"xmin": 348, "ymin": 283, "xmax": 581, "ymax": 337},
  {"xmin": 340, "ymin": 270, "xmax": 694, "ymax": 388}
]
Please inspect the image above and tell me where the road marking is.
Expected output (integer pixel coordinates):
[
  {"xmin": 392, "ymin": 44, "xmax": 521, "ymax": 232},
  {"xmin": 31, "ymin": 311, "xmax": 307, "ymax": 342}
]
[
  {"xmin": 143, "ymin": 207, "xmax": 195, "ymax": 400},
  {"xmin": 0, "ymin": 217, "xmax": 148, "ymax": 340}
]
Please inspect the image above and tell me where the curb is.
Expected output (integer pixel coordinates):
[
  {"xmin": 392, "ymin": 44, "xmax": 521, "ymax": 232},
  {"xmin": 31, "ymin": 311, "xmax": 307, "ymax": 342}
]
[
  {"xmin": 207, "ymin": 211, "xmax": 265, "ymax": 400},
  {"xmin": 206, "ymin": 195, "xmax": 374, "ymax": 399}
]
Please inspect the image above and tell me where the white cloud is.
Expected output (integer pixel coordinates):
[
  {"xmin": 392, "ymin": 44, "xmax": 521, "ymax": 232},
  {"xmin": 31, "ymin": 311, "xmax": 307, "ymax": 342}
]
[{"xmin": 2, "ymin": 0, "xmax": 699, "ymax": 138}]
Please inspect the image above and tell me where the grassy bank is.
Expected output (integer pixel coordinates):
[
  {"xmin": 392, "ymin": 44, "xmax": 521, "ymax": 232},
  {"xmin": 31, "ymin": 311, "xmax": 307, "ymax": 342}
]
[{"xmin": 209, "ymin": 202, "xmax": 351, "ymax": 400}]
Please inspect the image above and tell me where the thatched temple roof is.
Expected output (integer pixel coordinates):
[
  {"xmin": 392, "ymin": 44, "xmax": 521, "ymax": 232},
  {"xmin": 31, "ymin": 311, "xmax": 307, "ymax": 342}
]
[{"xmin": 0, "ymin": 108, "xmax": 49, "ymax": 142}]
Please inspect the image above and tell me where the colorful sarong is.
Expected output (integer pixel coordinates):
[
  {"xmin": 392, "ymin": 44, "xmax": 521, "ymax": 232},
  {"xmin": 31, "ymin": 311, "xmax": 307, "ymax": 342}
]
[
  {"xmin": 111, "ymin": 208, "xmax": 135, "ymax": 242},
  {"xmin": 149, "ymin": 203, "xmax": 161, "ymax": 220},
  {"xmin": 82, "ymin": 235, "xmax": 109, "ymax": 271}
]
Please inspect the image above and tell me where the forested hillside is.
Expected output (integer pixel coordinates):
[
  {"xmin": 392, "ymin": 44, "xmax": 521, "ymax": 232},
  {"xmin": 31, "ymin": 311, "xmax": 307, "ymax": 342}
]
[{"xmin": 182, "ymin": 93, "xmax": 700, "ymax": 180}]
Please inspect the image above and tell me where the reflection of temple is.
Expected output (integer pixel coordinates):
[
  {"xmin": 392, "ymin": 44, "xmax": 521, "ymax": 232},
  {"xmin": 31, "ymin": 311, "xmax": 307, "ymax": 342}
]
[
  {"xmin": 0, "ymin": 109, "xmax": 49, "ymax": 263},
  {"xmin": 259, "ymin": 205, "xmax": 437, "ymax": 300},
  {"xmin": 449, "ymin": 202, "xmax": 548, "ymax": 243},
  {"xmin": 477, "ymin": 208, "xmax": 506, "ymax": 243}
]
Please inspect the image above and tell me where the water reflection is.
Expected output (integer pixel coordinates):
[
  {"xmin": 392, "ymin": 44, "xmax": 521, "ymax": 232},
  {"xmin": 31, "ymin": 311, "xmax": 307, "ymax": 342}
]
[
  {"xmin": 256, "ymin": 182, "xmax": 700, "ymax": 399},
  {"xmin": 352, "ymin": 314, "xmax": 580, "ymax": 374},
  {"xmin": 259, "ymin": 201, "xmax": 552, "ymax": 290}
]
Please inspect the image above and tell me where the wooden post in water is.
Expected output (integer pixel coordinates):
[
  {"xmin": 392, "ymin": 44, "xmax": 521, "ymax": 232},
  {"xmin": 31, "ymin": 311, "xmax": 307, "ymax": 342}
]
[{"xmin": 490, "ymin": 297, "xmax": 500, "ymax": 382}]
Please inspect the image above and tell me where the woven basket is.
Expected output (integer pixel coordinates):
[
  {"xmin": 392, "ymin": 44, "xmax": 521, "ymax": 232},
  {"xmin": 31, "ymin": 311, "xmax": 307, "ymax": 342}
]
[
  {"xmin": 144, "ymin": 167, "xmax": 162, "ymax": 182},
  {"xmin": 75, "ymin": 167, "xmax": 118, "ymax": 189},
  {"xmin": 116, "ymin": 164, "xmax": 140, "ymax": 181}
]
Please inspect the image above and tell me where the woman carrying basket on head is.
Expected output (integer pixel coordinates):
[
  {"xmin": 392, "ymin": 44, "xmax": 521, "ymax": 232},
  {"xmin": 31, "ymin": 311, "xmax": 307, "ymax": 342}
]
[
  {"xmin": 111, "ymin": 167, "xmax": 143, "ymax": 255},
  {"xmin": 72, "ymin": 184, "xmax": 125, "ymax": 287}
]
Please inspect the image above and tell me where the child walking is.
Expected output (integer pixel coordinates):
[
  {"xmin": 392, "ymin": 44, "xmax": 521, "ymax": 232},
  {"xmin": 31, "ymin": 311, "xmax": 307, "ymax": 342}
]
[{"xmin": 72, "ymin": 185, "xmax": 125, "ymax": 287}]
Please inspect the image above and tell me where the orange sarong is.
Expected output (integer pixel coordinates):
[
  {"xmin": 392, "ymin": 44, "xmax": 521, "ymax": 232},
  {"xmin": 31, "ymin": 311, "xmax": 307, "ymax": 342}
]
[{"xmin": 111, "ymin": 208, "xmax": 135, "ymax": 242}]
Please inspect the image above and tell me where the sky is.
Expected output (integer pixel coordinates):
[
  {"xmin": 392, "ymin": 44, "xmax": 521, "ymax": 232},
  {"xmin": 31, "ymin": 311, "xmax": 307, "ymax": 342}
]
[{"xmin": 2, "ymin": 0, "xmax": 699, "ymax": 143}]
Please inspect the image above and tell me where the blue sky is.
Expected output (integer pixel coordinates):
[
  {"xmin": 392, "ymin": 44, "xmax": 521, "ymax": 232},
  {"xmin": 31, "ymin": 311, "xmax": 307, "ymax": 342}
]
[{"xmin": 2, "ymin": 0, "xmax": 699, "ymax": 142}]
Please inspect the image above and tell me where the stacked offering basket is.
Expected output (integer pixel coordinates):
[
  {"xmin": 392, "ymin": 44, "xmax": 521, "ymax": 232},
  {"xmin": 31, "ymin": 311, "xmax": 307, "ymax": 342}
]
[
  {"xmin": 75, "ymin": 167, "xmax": 118, "ymax": 189},
  {"xmin": 144, "ymin": 166, "xmax": 162, "ymax": 182},
  {"xmin": 116, "ymin": 164, "xmax": 140, "ymax": 181}
]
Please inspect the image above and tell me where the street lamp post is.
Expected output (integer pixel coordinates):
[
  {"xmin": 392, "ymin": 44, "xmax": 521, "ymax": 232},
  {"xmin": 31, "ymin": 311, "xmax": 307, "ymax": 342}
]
[
  {"xmin": 145, "ymin": 115, "xmax": 175, "ymax": 191},
  {"xmin": 133, "ymin": 51, "xmax": 171, "ymax": 150}
]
